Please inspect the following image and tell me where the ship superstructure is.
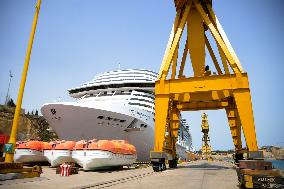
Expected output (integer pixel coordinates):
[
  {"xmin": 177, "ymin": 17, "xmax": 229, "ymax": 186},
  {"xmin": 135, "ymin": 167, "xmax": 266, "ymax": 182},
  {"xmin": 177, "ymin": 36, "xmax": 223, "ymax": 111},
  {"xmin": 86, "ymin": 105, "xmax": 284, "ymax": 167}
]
[{"xmin": 41, "ymin": 69, "xmax": 192, "ymax": 161}]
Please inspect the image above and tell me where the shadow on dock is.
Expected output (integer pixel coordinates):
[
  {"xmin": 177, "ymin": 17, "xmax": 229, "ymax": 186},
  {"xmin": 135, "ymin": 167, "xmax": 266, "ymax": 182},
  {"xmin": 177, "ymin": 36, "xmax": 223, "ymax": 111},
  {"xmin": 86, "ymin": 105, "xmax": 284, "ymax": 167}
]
[{"xmin": 82, "ymin": 166, "xmax": 134, "ymax": 173}]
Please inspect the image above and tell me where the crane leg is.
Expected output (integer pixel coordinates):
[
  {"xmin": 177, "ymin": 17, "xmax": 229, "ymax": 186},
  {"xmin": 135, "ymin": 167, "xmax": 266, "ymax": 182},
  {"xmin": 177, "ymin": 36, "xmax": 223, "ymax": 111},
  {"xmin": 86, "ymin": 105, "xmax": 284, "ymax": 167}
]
[
  {"xmin": 168, "ymin": 108, "xmax": 180, "ymax": 168},
  {"xmin": 226, "ymin": 105, "xmax": 243, "ymax": 162},
  {"xmin": 233, "ymin": 89, "xmax": 263, "ymax": 159},
  {"xmin": 151, "ymin": 93, "xmax": 169, "ymax": 171}
]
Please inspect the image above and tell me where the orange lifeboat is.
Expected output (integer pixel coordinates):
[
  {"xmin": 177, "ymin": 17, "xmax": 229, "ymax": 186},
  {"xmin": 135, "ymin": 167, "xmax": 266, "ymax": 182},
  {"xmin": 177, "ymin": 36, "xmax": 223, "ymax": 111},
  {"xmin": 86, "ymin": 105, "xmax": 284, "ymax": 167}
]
[
  {"xmin": 111, "ymin": 140, "xmax": 135, "ymax": 155},
  {"xmin": 128, "ymin": 144, "xmax": 137, "ymax": 155},
  {"xmin": 71, "ymin": 140, "xmax": 89, "ymax": 168},
  {"xmin": 43, "ymin": 140, "xmax": 76, "ymax": 167},
  {"xmin": 54, "ymin": 141, "xmax": 76, "ymax": 150},
  {"xmin": 43, "ymin": 142, "xmax": 52, "ymax": 150},
  {"xmin": 17, "ymin": 140, "xmax": 44, "ymax": 151},
  {"xmin": 87, "ymin": 140, "xmax": 98, "ymax": 149},
  {"xmin": 72, "ymin": 139, "xmax": 137, "ymax": 170},
  {"xmin": 96, "ymin": 140, "xmax": 116, "ymax": 153},
  {"xmin": 73, "ymin": 140, "xmax": 88, "ymax": 150},
  {"xmin": 14, "ymin": 140, "xmax": 47, "ymax": 163}
]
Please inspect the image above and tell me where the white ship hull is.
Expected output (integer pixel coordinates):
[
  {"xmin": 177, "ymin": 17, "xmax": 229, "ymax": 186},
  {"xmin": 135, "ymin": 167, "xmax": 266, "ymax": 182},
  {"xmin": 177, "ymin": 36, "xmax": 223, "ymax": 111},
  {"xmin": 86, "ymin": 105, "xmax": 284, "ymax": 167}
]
[
  {"xmin": 176, "ymin": 144, "xmax": 187, "ymax": 161},
  {"xmin": 41, "ymin": 100, "xmax": 154, "ymax": 162},
  {"xmin": 14, "ymin": 149, "xmax": 47, "ymax": 163},
  {"xmin": 41, "ymin": 69, "xmax": 192, "ymax": 163},
  {"xmin": 72, "ymin": 150, "xmax": 137, "ymax": 170},
  {"xmin": 44, "ymin": 150, "xmax": 75, "ymax": 167}
]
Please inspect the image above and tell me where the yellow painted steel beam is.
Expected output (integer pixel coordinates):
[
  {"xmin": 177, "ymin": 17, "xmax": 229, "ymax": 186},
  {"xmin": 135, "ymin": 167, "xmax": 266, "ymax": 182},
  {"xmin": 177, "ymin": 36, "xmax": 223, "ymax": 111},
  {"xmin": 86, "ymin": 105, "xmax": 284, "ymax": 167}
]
[
  {"xmin": 177, "ymin": 101, "xmax": 229, "ymax": 111},
  {"xmin": 216, "ymin": 45, "xmax": 230, "ymax": 74},
  {"xmin": 166, "ymin": 125, "xmax": 179, "ymax": 159},
  {"xmin": 5, "ymin": 0, "xmax": 41, "ymax": 163},
  {"xmin": 171, "ymin": 15, "xmax": 180, "ymax": 79},
  {"xmin": 159, "ymin": 10, "xmax": 181, "ymax": 77},
  {"xmin": 187, "ymin": 7, "xmax": 205, "ymax": 77},
  {"xmin": 193, "ymin": 0, "xmax": 242, "ymax": 74},
  {"xmin": 174, "ymin": 0, "xmax": 188, "ymax": 10},
  {"xmin": 158, "ymin": 2, "xmax": 192, "ymax": 80},
  {"xmin": 178, "ymin": 39, "xmax": 188, "ymax": 78},
  {"xmin": 154, "ymin": 95, "xmax": 170, "ymax": 152},
  {"xmin": 21, "ymin": 171, "xmax": 40, "ymax": 178},
  {"xmin": 171, "ymin": 48, "xmax": 178, "ymax": 79},
  {"xmin": 205, "ymin": 35, "xmax": 223, "ymax": 75},
  {"xmin": 155, "ymin": 74, "xmax": 250, "ymax": 95},
  {"xmin": 165, "ymin": 108, "xmax": 180, "ymax": 158},
  {"xmin": 173, "ymin": 90, "xmax": 232, "ymax": 102},
  {"xmin": 218, "ymin": 45, "xmax": 230, "ymax": 74},
  {"xmin": 233, "ymin": 89, "xmax": 258, "ymax": 151},
  {"xmin": 205, "ymin": 3, "xmax": 244, "ymax": 72},
  {"xmin": 170, "ymin": 108, "xmax": 180, "ymax": 139},
  {"xmin": 205, "ymin": 3, "xmax": 230, "ymax": 74},
  {"xmin": 0, "ymin": 167, "xmax": 33, "ymax": 174},
  {"xmin": 226, "ymin": 107, "xmax": 242, "ymax": 150}
]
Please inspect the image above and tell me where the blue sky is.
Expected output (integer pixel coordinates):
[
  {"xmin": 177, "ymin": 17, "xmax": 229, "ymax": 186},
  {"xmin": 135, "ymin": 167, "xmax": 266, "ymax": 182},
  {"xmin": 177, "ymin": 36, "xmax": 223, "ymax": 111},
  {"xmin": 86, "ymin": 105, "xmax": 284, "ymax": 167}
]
[{"xmin": 0, "ymin": 0, "xmax": 283, "ymax": 150}]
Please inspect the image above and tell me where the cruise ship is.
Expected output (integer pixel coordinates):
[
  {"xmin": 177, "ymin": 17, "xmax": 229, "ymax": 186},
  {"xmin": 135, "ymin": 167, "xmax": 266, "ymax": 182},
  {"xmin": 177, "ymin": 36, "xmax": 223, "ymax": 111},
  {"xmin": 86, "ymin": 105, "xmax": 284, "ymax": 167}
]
[{"xmin": 41, "ymin": 69, "xmax": 192, "ymax": 161}]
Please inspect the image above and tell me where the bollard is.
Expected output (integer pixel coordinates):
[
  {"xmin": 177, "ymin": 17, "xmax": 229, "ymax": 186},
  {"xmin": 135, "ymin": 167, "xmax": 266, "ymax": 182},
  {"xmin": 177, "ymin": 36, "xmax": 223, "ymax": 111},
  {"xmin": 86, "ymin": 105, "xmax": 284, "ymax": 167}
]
[{"xmin": 60, "ymin": 163, "xmax": 71, "ymax": 177}]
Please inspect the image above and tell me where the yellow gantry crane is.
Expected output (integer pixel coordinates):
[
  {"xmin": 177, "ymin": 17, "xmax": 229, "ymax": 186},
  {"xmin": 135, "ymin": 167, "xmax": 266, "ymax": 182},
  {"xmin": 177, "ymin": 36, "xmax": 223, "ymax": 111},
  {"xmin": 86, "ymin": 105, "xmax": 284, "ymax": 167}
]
[
  {"xmin": 201, "ymin": 113, "xmax": 211, "ymax": 159},
  {"xmin": 150, "ymin": 0, "xmax": 263, "ymax": 171}
]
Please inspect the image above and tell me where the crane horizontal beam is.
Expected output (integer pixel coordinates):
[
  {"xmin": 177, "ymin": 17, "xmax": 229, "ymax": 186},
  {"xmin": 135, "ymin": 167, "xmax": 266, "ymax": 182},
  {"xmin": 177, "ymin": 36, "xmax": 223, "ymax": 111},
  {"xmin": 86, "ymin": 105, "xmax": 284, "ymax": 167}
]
[
  {"xmin": 155, "ymin": 73, "xmax": 250, "ymax": 95},
  {"xmin": 177, "ymin": 101, "xmax": 229, "ymax": 111}
]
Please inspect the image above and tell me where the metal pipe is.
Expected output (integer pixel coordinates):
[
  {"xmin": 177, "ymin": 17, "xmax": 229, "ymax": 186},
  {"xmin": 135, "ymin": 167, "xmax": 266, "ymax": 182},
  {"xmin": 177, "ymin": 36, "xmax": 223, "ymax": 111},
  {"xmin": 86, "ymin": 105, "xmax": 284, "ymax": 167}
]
[{"xmin": 5, "ymin": 0, "xmax": 41, "ymax": 163}]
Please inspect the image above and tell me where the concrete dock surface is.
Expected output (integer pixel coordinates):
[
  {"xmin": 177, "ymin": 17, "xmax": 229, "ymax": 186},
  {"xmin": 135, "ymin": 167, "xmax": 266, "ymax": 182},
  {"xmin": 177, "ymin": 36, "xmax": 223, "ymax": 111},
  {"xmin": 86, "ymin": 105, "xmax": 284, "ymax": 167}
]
[
  {"xmin": 113, "ymin": 160, "xmax": 239, "ymax": 189},
  {"xmin": 0, "ymin": 160, "xmax": 239, "ymax": 189}
]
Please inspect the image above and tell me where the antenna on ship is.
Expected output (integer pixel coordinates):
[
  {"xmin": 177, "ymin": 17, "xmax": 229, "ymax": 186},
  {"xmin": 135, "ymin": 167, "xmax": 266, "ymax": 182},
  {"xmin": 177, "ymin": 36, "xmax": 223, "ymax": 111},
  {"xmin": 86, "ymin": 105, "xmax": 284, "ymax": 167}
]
[
  {"xmin": 118, "ymin": 62, "xmax": 121, "ymax": 70},
  {"xmin": 5, "ymin": 70, "xmax": 13, "ymax": 105}
]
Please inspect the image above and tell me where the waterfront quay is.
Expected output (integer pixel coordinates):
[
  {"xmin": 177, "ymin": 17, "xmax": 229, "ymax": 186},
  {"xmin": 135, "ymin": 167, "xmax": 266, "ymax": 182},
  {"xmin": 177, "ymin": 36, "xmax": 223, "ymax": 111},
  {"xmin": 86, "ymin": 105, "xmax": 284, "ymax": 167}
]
[{"xmin": 0, "ymin": 160, "xmax": 238, "ymax": 189}]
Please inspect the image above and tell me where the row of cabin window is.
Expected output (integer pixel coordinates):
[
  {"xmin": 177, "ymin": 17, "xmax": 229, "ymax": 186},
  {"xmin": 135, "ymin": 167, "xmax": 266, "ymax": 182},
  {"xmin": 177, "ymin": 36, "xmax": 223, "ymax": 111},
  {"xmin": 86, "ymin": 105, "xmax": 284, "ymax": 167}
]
[
  {"xmin": 130, "ymin": 98, "xmax": 154, "ymax": 105},
  {"xmin": 69, "ymin": 83, "xmax": 154, "ymax": 94},
  {"xmin": 95, "ymin": 71, "xmax": 158, "ymax": 78},
  {"xmin": 87, "ymin": 90, "xmax": 132, "ymax": 97},
  {"xmin": 97, "ymin": 116, "xmax": 126, "ymax": 123},
  {"xmin": 128, "ymin": 102, "xmax": 154, "ymax": 110}
]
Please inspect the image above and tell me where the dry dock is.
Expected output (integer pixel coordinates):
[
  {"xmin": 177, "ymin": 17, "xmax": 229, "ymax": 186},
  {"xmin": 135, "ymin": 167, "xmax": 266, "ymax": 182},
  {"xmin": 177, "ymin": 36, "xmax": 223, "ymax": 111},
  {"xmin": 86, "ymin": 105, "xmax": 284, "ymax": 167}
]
[{"xmin": 0, "ymin": 160, "xmax": 238, "ymax": 189}]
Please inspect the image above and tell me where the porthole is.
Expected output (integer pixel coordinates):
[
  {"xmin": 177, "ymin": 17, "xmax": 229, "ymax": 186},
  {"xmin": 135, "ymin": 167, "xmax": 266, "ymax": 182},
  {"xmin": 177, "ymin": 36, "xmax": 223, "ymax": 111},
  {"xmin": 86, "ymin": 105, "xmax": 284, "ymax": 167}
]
[{"xmin": 106, "ymin": 117, "xmax": 112, "ymax": 121}]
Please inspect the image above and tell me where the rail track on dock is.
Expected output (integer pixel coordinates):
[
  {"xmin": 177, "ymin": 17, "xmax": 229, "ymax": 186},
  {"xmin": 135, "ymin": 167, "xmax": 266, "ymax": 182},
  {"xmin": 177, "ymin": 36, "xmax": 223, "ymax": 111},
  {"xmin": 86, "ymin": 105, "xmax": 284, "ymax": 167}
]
[{"xmin": 72, "ymin": 170, "xmax": 157, "ymax": 189}]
